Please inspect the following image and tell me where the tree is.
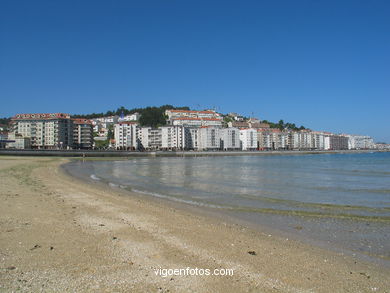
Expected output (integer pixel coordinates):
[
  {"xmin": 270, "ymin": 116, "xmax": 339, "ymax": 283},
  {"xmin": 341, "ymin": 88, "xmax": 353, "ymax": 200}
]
[
  {"xmin": 107, "ymin": 125, "xmax": 114, "ymax": 139},
  {"xmin": 94, "ymin": 139, "xmax": 109, "ymax": 149},
  {"xmin": 278, "ymin": 119, "xmax": 284, "ymax": 130},
  {"xmin": 139, "ymin": 107, "xmax": 167, "ymax": 128}
]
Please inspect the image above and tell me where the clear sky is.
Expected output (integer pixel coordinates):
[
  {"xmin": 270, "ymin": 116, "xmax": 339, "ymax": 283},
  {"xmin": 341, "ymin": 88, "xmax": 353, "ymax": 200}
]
[{"xmin": 0, "ymin": 0, "xmax": 389, "ymax": 142}]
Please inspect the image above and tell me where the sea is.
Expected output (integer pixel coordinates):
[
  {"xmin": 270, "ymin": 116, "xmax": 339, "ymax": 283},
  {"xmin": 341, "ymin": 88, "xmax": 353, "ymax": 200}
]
[{"xmin": 64, "ymin": 152, "xmax": 390, "ymax": 265}]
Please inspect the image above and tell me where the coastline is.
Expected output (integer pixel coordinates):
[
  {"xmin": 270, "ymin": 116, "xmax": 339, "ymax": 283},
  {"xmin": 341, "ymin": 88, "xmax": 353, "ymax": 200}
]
[
  {"xmin": 1, "ymin": 157, "xmax": 390, "ymax": 292},
  {"xmin": 0, "ymin": 149, "xmax": 388, "ymax": 158}
]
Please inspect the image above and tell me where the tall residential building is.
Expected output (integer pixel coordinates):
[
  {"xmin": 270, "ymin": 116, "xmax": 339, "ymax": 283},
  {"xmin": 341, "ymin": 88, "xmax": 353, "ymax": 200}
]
[
  {"xmin": 171, "ymin": 117, "xmax": 223, "ymax": 127},
  {"xmin": 114, "ymin": 122, "xmax": 138, "ymax": 150},
  {"xmin": 166, "ymin": 109, "xmax": 221, "ymax": 120},
  {"xmin": 72, "ymin": 119, "xmax": 93, "ymax": 149},
  {"xmin": 166, "ymin": 109, "xmax": 223, "ymax": 128},
  {"xmin": 220, "ymin": 128, "xmax": 240, "ymax": 150},
  {"xmin": 239, "ymin": 128, "xmax": 258, "ymax": 150},
  {"xmin": 11, "ymin": 113, "xmax": 73, "ymax": 149},
  {"xmin": 347, "ymin": 135, "xmax": 374, "ymax": 149},
  {"xmin": 184, "ymin": 127, "xmax": 200, "ymax": 150},
  {"xmin": 161, "ymin": 126, "xmax": 186, "ymax": 150},
  {"xmin": 328, "ymin": 135, "xmax": 349, "ymax": 150},
  {"xmin": 198, "ymin": 127, "xmax": 221, "ymax": 150}
]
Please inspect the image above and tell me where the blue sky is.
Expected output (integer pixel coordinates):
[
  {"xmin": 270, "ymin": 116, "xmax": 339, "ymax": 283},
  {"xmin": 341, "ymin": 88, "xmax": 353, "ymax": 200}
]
[{"xmin": 0, "ymin": 0, "xmax": 389, "ymax": 142}]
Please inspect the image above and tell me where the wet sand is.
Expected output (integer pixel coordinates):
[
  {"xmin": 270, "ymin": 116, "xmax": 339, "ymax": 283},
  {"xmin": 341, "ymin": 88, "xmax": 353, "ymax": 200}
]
[{"xmin": 1, "ymin": 157, "xmax": 389, "ymax": 292}]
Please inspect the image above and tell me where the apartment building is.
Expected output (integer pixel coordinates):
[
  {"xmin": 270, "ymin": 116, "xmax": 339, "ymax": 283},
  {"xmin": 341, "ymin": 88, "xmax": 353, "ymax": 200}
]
[
  {"xmin": 72, "ymin": 119, "xmax": 93, "ymax": 149},
  {"xmin": 166, "ymin": 109, "xmax": 221, "ymax": 120},
  {"xmin": 148, "ymin": 128, "xmax": 162, "ymax": 150},
  {"xmin": 161, "ymin": 125, "xmax": 185, "ymax": 150},
  {"xmin": 11, "ymin": 113, "xmax": 73, "ymax": 149},
  {"xmin": 239, "ymin": 128, "xmax": 258, "ymax": 150},
  {"xmin": 347, "ymin": 135, "xmax": 374, "ymax": 149},
  {"xmin": 92, "ymin": 116, "xmax": 118, "ymax": 137},
  {"xmin": 5, "ymin": 132, "xmax": 31, "ymax": 149},
  {"xmin": 184, "ymin": 127, "xmax": 200, "ymax": 150},
  {"xmin": 171, "ymin": 117, "xmax": 223, "ymax": 128},
  {"xmin": 166, "ymin": 109, "xmax": 223, "ymax": 128},
  {"xmin": 220, "ymin": 128, "xmax": 240, "ymax": 150},
  {"xmin": 198, "ymin": 127, "xmax": 221, "ymax": 150},
  {"xmin": 257, "ymin": 129, "xmax": 272, "ymax": 150},
  {"xmin": 327, "ymin": 135, "xmax": 349, "ymax": 150},
  {"xmin": 114, "ymin": 122, "xmax": 138, "ymax": 150},
  {"xmin": 118, "ymin": 113, "xmax": 140, "ymax": 122},
  {"xmin": 228, "ymin": 121, "xmax": 270, "ymax": 129}
]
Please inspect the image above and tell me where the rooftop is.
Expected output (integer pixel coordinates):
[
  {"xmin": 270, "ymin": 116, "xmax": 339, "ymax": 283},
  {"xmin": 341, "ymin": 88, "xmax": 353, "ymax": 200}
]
[{"xmin": 12, "ymin": 113, "xmax": 71, "ymax": 120}]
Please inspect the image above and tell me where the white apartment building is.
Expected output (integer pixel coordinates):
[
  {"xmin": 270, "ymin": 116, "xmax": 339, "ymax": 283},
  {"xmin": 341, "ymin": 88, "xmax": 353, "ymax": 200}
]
[
  {"xmin": 5, "ymin": 133, "xmax": 31, "ymax": 149},
  {"xmin": 12, "ymin": 113, "xmax": 73, "ymax": 149},
  {"xmin": 240, "ymin": 128, "xmax": 258, "ymax": 150},
  {"xmin": 114, "ymin": 122, "xmax": 138, "ymax": 149},
  {"xmin": 184, "ymin": 127, "xmax": 200, "ymax": 150},
  {"xmin": 291, "ymin": 131, "xmax": 316, "ymax": 150},
  {"xmin": 148, "ymin": 128, "xmax": 162, "ymax": 150},
  {"xmin": 171, "ymin": 117, "xmax": 223, "ymax": 128},
  {"xmin": 136, "ymin": 127, "xmax": 150, "ymax": 150},
  {"xmin": 347, "ymin": 135, "xmax": 374, "ymax": 149},
  {"xmin": 220, "ymin": 128, "xmax": 240, "ymax": 150},
  {"xmin": 118, "ymin": 113, "xmax": 140, "ymax": 122},
  {"xmin": 161, "ymin": 126, "xmax": 185, "ymax": 150},
  {"xmin": 92, "ymin": 116, "xmax": 118, "ymax": 137},
  {"xmin": 165, "ymin": 109, "xmax": 221, "ymax": 120},
  {"xmin": 198, "ymin": 127, "xmax": 221, "ymax": 150},
  {"xmin": 166, "ymin": 109, "xmax": 223, "ymax": 128}
]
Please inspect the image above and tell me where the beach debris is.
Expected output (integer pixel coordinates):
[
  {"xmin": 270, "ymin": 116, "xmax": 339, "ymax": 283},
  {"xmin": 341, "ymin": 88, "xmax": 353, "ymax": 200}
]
[
  {"xmin": 50, "ymin": 246, "xmax": 54, "ymax": 250},
  {"xmin": 294, "ymin": 225, "xmax": 303, "ymax": 230},
  {"xmin": 247, "ymin": 251, "xmax": 257, "ymax": 256},
  {"xmin": 30, "ymin": 244, "xmax": 41, "ymax": 250},
  {"xmin": 98, "ymin": 224, "xmax": 105, "ymax": 226},
  {"xmin": 6, "ymin": 266, "xmax": 16, "ymax": 271},
  {"xmin": 360, "ymin": 272, "xmax": 370, "ymax": 279},
  {"xmin": 112, "ymin": 236, "xmax": 117, "ymax": 240}
]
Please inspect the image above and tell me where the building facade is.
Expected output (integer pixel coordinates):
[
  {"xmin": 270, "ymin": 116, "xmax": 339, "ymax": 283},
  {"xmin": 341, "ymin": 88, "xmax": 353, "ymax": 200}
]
[
  {"xmin": 72, "ymin": 119, "xmax": 93, "ymax": 149},
  {"xmin": 220, "ymin": 128, "xmax": 240, "ymax": 150},
  {"xmin": 114, "ymin": 122, "xmax": 138, "ymax": 150},
  {"xmin": 240, "ymin": 128, "xmax": 258, "ymax": 150},
  {"xmin": 161, "ymin": 126, "xmax": 186, "ymax": 150},
  {"xmin": 198, "ymin": 127, "xmax": 221, "ymax": 150},
  {"xmin": 11, "ymin": 113, "xmax": 73, "ymax": 149}
]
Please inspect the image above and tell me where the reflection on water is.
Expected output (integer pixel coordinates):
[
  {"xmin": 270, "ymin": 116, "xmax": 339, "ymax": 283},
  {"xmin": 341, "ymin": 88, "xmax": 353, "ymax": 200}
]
[
  {"xmin": 65, "ymin": 152, "xmax": 390, "ymax": 264},
  {"xmin": 94, "ymin": 153, "xmax": 390, "ymax": 217}
]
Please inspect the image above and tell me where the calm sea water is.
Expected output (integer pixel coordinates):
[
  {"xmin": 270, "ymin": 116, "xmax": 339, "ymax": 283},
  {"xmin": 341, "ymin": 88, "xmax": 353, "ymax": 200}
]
[{"xmin": 65, "ymin": 152, "xmax": 390, "ymax": 264}]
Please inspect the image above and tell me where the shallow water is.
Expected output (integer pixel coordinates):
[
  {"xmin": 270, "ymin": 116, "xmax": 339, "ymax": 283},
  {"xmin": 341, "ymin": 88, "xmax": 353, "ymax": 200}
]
[{"xmin": 64, "ymin": 152, "xmax": 390, "ymax": 264}]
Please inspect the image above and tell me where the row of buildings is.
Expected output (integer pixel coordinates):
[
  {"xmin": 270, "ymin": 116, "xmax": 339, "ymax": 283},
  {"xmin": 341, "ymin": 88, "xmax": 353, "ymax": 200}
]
[
  {"xmin": 114, "ymin": 122, "xmax": 374, "ymax": 151},
  {"xmin": 0, "ymin": 110, "xmax": 377, "ymax": 151},
  {"xmin": 3, "ymin": 113, "xmax": 93, "ymax": 149}
]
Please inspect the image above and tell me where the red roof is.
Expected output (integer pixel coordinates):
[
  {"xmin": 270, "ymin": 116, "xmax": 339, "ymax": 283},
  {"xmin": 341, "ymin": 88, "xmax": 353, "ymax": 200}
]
[
  {"xmin": 173, "ymin": 117, "xmax": 222, "ymax": 121},
  {"xmin": 168, "ymin": 109, "xmax": 217, "ymax": 114},
  {"xmin": 12, "ymin": 113, "xmax": 70, "ymax": 120},
  {"xmin": 72, "ymin": 118, "xmax": 93, "ymax": 125},
  {"xmin": 118, "ymin": 121, "xmax": 138, "ymax": 125}
]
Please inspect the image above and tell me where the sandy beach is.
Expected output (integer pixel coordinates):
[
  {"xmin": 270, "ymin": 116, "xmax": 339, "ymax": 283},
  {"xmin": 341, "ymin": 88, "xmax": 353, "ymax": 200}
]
[{"xmin": 1, "ymin": 157, "xmax": 389, "ymax": 292}]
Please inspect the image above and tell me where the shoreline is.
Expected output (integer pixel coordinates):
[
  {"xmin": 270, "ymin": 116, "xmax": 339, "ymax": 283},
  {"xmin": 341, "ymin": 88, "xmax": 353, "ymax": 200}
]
[
  {"xmin": 62, "ymin": 158, "xmax": 390, "ymax": 268},
  {"xmin": 0, "ymin": 149, "xmax": 388, "ymax": 158},
  {"xmin": 1, "ymin": 157, "xmax": 390, "ymax": 292}
]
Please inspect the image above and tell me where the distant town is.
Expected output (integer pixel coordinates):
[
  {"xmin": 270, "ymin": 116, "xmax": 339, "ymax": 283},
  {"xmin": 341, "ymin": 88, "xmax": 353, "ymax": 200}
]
[{"xmin": 0, "ymin": 106, "xmax": 389, "ymax": 151}]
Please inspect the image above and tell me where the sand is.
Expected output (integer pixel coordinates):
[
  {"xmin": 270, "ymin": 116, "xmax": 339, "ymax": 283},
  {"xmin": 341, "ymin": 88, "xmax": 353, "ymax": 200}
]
[{"xmin": 0, "ymin": 157, "xmax": 389, "ymax": 292}]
